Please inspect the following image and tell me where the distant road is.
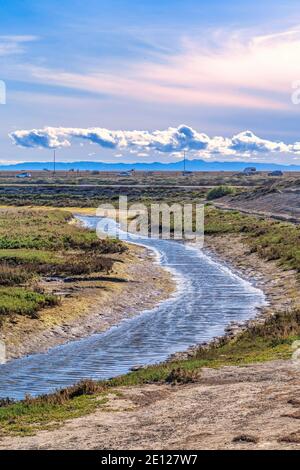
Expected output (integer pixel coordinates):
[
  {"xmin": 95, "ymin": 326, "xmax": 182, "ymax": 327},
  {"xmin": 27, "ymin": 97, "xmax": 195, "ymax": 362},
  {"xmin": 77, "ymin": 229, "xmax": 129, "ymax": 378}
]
[
  {"xmin": 0, "ymin": 183, "xmax": 247, "ymax": 189},
  {"xmin": 214, "ymin": 201, "xmax": 300, "ymax": 225}
]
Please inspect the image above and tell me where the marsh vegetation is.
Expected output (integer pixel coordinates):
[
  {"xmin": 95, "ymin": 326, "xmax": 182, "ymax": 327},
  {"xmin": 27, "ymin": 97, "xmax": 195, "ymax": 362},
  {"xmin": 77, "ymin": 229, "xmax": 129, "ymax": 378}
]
[
  {"xmin": 205, "ymin": 207, "xmax": 300, "ymax": 273},
  {"xmin": 0, "ymin": 208, "xmax": 125, "ymax": 323}
]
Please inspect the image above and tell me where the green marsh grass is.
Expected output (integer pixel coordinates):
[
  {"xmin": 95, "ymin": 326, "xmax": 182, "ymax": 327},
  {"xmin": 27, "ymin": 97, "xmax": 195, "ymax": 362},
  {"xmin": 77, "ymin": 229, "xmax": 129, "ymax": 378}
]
[{"xmin": 0, "ymin": 208, "xmax": 125, "ymax": 321}]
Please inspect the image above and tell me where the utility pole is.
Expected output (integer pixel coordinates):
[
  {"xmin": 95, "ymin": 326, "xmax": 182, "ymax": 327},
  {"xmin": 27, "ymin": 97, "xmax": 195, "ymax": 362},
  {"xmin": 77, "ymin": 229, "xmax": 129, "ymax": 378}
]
[
  {"xmin": 53, "ymin": 150, "xmax": 56, "ymax": 175},
  {"xmin": 183, "ymin": 150, "xmax": 186, "ymax": 173}
]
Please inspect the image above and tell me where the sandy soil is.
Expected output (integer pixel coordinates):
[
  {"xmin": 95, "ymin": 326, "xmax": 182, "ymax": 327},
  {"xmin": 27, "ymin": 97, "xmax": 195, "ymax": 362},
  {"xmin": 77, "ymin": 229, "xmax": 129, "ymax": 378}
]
[
  {"xmin": 2, "ymin": 359, "xmax": 300, "ymax": 450},
  {"xmin": 2, "ymin": 244, "xmax": 175, "ymax": 360}
]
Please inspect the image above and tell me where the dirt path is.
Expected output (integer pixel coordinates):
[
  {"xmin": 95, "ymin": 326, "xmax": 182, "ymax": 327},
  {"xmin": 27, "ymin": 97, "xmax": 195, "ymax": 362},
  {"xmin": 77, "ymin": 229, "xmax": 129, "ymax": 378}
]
[
  {"xmin": 214, "ymin": 194, "xmax": 300, "ymax": 224},
  {"xmin": 2, "ymin": 360, "xmax": 300, "ymax": 450}
]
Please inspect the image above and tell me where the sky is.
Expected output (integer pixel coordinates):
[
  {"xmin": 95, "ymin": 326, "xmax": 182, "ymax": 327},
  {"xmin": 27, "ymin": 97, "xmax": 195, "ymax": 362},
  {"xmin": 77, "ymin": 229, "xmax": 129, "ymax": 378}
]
[{"xmin": 2, "ymin": 0, "xmax": 300, "ymax": 164}]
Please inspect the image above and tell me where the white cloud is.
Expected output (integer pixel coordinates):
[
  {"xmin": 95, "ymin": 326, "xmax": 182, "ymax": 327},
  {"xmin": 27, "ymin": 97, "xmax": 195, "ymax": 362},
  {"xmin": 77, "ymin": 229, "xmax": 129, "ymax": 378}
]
[
  {"xmin": 10, "ymin": 127, "xmax": 71, "ymax": 149},
  {"xmin": 10, "ymin": 125, "xmax": 210, "ymax": 152},
  {"xmin": 137, "ymin": 152, "xmax": 149, "ymax": 157},
  {"xmin": 0, "ymin": 35, "xmax": 38, "ymax": 56},
  {"xmin": 9, "ymin": 124, "xmax": 299, "ymax": 158},
  {"xmin": 229, "ymin": 131, "xmax": 290, "ymax": 154}
]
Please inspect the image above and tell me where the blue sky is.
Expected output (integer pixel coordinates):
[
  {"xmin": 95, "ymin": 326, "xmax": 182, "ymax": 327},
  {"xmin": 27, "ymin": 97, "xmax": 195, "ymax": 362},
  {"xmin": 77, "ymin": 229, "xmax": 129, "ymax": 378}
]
[{"xmin": 2, "ymin": 0, "xmax": 300, "ymax": 164}]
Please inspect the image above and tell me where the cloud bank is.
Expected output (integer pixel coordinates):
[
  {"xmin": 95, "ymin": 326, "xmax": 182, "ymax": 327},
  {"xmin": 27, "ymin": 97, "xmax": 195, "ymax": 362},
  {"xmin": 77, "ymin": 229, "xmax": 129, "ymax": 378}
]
[{"xmin": 9, "ymin": 125, "xmax": 299, "ymax": 158}]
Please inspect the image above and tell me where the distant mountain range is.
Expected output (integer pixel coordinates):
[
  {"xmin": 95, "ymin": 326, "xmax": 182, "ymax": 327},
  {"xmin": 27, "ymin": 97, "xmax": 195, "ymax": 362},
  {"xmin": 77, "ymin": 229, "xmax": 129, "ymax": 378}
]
[{"xmin": 1, "ymin": 159, "xmax": 300, "ymax": 172}]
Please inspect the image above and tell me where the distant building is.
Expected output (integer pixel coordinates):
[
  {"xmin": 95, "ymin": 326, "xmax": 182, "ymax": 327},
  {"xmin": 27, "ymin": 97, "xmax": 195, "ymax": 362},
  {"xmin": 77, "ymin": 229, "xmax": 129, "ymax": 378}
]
[
  {"xmin": 243, "ymin": 167, "xmax": 257, "ymax": 175},
  {"xmin": 16, "ymin": 172, "xmax": 32, "ymax": 178},
  {"xmin": 268, "ymin": 170, "xmax": 283, "ymax": 177},
  {"xmin": 118, "ymin": 169, "xmax": 135, "ymax": 177}
]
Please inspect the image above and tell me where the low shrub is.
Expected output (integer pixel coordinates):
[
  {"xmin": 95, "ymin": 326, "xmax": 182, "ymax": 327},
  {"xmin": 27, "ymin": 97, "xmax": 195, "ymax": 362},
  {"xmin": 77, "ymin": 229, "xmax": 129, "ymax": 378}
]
[
  {"xmin": 0, "ymin": 264, "xmax": 32, "ymax": 286},
  {"xmin": 165, "ymin": 367, "xmax": 201, "ymax": 385},
  {"xmin": 24, "ymin": 379, "xmax": 106, "ymax": 406},
  {"xmin": 206, "ymin": 185, "xmax": 235, "ymax": 200},
  {"xmin": 0, "ymin": 251, "xmax": 115, "ymax": 277},
  {"xmin": 0, "ymin": 288, "xmax": 59, "ymax": 319}
]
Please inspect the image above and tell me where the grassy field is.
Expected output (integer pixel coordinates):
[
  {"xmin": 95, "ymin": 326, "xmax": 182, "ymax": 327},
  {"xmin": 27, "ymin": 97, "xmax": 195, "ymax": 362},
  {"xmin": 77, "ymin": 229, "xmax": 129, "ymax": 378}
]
[
  {"xmin": 1, "ymin": 169, "xmax": 297, "ymax": 187},
  {"xmin": 0, "ymin": 170, "xmax": 298, "ymax": 208},
  {"xmin": 0, "ymin": 207, "xmax": 125, "ymax": 324},
  {"xmin": 0, "ymin": 184, "xmax": 208, "ymax": 207},
  {"xmin": 1, "ymin": 205, "xmax": 300, "ymax": 436}
]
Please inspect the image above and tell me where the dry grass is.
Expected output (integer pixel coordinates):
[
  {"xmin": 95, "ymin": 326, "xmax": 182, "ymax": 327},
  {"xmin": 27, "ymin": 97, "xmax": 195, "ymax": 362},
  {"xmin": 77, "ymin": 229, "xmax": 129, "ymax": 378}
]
[
  {"xmin": 232, "ymin": 434, "xmax": 259, "ymax": 444},
  {"xmin": 23, "ymin": 379, "xmax": 106, "ymax": 406},
  {"xmin": 165, "ymin": 367, "xmax": 201, "ymax": 385},
  {"xmin": 0, "ymin": 263, "xmax": 33, "ymax": 286}
]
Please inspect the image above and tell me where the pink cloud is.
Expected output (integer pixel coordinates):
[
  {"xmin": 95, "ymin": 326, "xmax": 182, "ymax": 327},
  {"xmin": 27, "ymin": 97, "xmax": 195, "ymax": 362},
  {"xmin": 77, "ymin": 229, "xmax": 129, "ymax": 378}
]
[{"xmin": 22, "ymin": 28, "xmax": 300, "ymax": 111}]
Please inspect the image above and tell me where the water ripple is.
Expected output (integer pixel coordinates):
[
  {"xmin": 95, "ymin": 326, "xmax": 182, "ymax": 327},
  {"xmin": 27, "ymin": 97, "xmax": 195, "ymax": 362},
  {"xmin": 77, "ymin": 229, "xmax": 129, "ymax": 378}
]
[{"xmin": 0, "ymin": 216, "xmax": 265, "ymax": 400}]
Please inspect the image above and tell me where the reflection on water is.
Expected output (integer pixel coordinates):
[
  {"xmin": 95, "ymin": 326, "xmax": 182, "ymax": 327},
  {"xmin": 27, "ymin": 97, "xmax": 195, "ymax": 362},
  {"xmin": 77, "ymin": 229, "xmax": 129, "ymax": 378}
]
[{"xmin": 0, "ymin": 216, "xmax": 265, "ymax": 400}]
